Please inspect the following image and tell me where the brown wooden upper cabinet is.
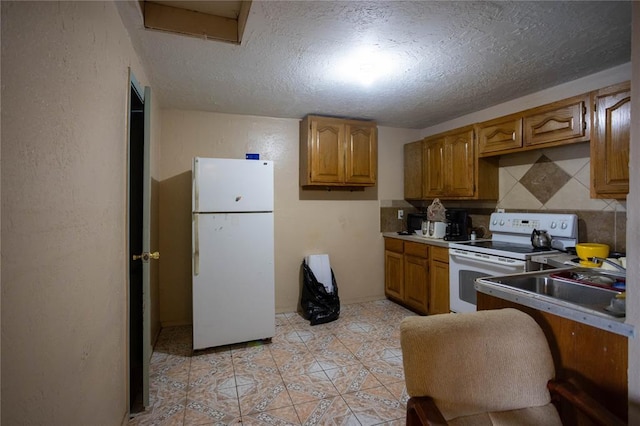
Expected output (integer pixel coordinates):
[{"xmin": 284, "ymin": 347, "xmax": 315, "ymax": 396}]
[
  {"xmin": 300, "ymin": 115, "xmax": 377, "ymax": 187},
  {"xmin": 405, "ymin": 82, "xmax": 629, "ymax": 201},
  {"xmin": 477, "ymin": 93, "xmax": 590, "ymax": 157},
  {"xmin": 404, "ymin": 126, "xmax": 498, "ymax": 200},
  {"xmin": 523, "ymin": 93, "xmax": 590, "ymax": 147},
  {"xmin": 591, "ymin": 81, "xmax": 630, "ymax": 199},
  {"xmin": 403, "ymin": 140, "xmax": 423, "ymax": 200},
  {"xmin": 476, "ymin": 113, "xmax": 523, "ymax": 155},
  {"xmin": 423, "ymin": 135, "xmax": 447, "ymax": 197},
  {"xmin": 444, "ymin": 129, "xmax": 476, "ymax": 197}
]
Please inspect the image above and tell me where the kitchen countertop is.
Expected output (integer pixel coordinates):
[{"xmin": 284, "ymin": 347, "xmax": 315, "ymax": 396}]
[
  {"xmin": 530, "ymin": 252, "xmax": 582, "ymax": 268},
  {"xmin": 531, "ymin": 251, "xmax": 629, "ymax": 272},
  {"xmin": 475, "ymin": 272, "xmax": 634, "ymax": 337},
  {"xmin": 382, "ymin": 232, "xmax": 480, "ymax": 248},
  {"xmin": 387, "ymin": 232, "xmax": 634, "ymax": 336}
]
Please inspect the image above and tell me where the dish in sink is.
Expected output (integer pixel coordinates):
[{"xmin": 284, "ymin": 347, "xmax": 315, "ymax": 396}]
[{"xmin": 549, "ymin": 270, "xmax": 626, "ymax": 290}]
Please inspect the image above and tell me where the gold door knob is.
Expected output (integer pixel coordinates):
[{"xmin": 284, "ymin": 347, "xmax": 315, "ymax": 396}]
[{"xmin": 133, "ymin": 251, "xmax": 160, "ymax": 262}]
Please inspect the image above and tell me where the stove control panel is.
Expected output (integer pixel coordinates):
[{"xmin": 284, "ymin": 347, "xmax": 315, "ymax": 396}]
[{"xmin": 489, "ymin": 213, "xmax": 578, "ymax": 238}]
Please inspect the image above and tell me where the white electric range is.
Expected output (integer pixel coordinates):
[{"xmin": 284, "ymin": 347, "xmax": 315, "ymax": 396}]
[{"xmin": 448, "ymin": 212, "xmax": 579, "ymax": 313}]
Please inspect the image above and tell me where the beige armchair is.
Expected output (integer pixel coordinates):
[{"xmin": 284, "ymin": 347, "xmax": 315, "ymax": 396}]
[{"xmin": 400, "ymin": 308, "xmax": 624, "ymax": 426}]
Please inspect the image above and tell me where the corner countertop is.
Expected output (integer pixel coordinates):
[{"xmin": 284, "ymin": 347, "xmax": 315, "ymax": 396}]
[
  {"xmin": 382, "ymin": 232, "xmax": 479, "ymax": 248},
  {"xmin": 475, "ymin": 273, "xmax": 634, "ymax": 337}
]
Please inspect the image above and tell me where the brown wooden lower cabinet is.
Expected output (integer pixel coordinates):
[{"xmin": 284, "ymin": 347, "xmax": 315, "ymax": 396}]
[
  {"xmin": 384, "ymin": 237, "xmax": 450, "ymax": 315},
  {"xmin": 429, "ymin": 246, "xmax": 450, "ymax": 315},
  {"xmin": 477, "ymin": 292, "xmax": 628, "ymax": 425},
  {"xmin": 384, "ymin": 250, "xmax": 403, "ymax": 301},
  {"xmin": 404, "ymin": 253, "xmax": 428, "ymax": 313}
]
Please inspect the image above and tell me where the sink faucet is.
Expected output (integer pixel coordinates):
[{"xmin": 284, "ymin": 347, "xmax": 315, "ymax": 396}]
[{"xmin": 590, "ymin": 257, "xmax": 626, "ymax": 274}]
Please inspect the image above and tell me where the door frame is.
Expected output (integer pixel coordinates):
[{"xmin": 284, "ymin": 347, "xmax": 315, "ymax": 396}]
[{"xmin": 127, "ymin": 69, "xmax": 151, "ymax": 412}]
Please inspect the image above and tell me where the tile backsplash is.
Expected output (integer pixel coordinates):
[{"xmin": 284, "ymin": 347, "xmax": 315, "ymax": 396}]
[
  {"xmin": 381, "ymin": 142, "xmax": 627, "ymax": 252},
  {"xmin": 498, "ymin": 142, "xmax": 625, "ymax": 212},
  {"xmin": 381, "ymin": 204, "xmax": 626, "ymax": 253},
  {"xmin": 380, "ymin": 200, "xmax": 419, "ymax": 233}
]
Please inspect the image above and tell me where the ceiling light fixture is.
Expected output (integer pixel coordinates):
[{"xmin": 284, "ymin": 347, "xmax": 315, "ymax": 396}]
[{"xmin": 333, "ymin": 47, "xmax": 398, "ymax": 87}]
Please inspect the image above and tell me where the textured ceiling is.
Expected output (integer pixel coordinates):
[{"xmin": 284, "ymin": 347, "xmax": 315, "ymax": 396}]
[{"xmin": 117, "ymin": 1, "xmax": 631, "ymax": 129}]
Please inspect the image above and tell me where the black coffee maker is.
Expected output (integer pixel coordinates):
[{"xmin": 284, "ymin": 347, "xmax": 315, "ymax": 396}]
[{"xmin": 444, "ymin": 208, "xmax": 471, "ymax": 241}]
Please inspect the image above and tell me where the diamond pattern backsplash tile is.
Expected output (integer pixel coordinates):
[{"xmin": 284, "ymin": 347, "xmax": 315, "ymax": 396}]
[
  {"xmin": 497, "ymin": 143, "xmax": 621, "ymax": 212},
  {"xmin": 518, "ymin": 154, "xmax": 572, "ymax": 205}
]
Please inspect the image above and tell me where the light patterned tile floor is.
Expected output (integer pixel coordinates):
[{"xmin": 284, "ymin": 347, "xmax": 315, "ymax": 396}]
[{"xmin": 130, "ymin": 299, "xmax": 416, "ymax": 425}]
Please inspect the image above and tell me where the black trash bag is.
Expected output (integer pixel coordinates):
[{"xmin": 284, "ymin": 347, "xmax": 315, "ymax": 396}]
[{"xmin": 301, "ymin": 260, "xmax": 340, "ymax": 325}]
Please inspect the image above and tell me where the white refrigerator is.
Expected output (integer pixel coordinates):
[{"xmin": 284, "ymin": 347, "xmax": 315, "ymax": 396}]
[{"xmin": 192, "ymin": 157, "xmax": 275, "ymax": 350}]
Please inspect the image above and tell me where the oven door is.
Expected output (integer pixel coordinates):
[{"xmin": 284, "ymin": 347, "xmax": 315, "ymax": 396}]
[{"xmin": 449, "ymin": 249, "xmax": 527, "ymax": 313}]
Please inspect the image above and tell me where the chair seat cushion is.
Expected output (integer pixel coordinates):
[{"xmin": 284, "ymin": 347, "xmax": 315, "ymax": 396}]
[{"xmin": 448, "ymin": 403, "xmax": 562, "ymax": 426}]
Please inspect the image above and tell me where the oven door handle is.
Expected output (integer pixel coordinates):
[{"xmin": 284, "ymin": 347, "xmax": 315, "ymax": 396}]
[{"xmin": 450, "ymin": 249, "xmax": 527, "ymax": 268}]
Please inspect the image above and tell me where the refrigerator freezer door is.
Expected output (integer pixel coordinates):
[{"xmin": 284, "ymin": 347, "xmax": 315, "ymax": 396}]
[
  {"xmin": 192, "ymin": 212, "xmax": 275, "ymax": 350},
  {"xmin": 193, "ymin": 157, "xmax": 274, "ymax": 213}
]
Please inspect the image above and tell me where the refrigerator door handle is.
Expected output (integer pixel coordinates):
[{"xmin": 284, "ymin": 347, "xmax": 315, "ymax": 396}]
[
  {"xmin": 193, "ymin": 157, "xmax": 200, "ymax": 212},
  {"xmin": 193, "ymin": 214, "xmax": 200, "ymax": 276}
]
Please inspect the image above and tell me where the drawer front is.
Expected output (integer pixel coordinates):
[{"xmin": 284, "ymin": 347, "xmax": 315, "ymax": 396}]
[
  {"xmin": 404, "ymin": 241, "xmax": 429, "ymax": 258},
  {"xmin": 384, "ymin": 237, "xmax": 404, "ymax": 253},
  {"xmin": 431, "ymin": 246, "xmax": 449, "ymax": 263}
]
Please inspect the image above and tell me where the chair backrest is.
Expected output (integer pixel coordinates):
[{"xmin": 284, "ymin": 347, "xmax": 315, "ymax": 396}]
[{"xmin": 401, "ymin": 308, "xmax": 555, "ymax": 420}]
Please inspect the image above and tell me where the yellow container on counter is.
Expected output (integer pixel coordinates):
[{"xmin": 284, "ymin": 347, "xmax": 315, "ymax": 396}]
[{"xmin": 576, "ymin": 243, "xmax": 610, "ymax": 267}]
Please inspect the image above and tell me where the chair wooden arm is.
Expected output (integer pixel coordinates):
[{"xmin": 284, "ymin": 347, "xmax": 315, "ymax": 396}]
[
  {"xmin": 406, "ymin": 396, "xmax": 448, "ymax": 426},
  {"xmin": 548, "ymin": 379, "xmax": 626, "ymax": 426}
]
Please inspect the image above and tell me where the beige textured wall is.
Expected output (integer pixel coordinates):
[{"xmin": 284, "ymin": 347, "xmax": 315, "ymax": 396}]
[
  {"xmin": 628, "ymin": 3, "xmax": 639, "ymax": 422},
  {"xmin": 1, "ymin": 2, "xmax": 153, "ymax": 424},
  {"xmin": 158, "ymin": 110, "xmax": 414, "ymax": 324},
  {"xmin": 377, "ymin": 126, "xmax": 422, "ymax": 200}
]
